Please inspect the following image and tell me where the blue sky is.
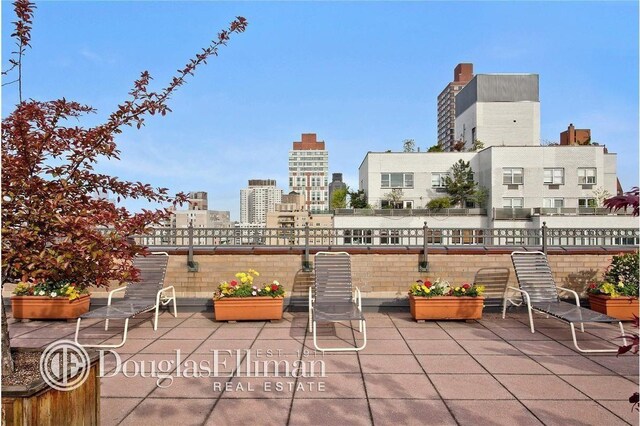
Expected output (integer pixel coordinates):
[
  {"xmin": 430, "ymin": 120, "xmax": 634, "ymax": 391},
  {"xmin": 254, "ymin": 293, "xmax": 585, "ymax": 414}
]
[{"xmin": 2, "ymin": 1, "xmax": 638, "ymax": 221}]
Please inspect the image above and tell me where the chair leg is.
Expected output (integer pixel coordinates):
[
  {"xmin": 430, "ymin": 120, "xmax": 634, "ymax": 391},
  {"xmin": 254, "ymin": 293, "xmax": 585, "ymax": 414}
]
[
  {"xmin": 105, "ymin": 319, "xmax": 110, "ymax": 331},
  {"xmin": 75, "ymin": 318, "xmax": 130, "ymax": 348},
  {"xmin": 618, "ymin": 321, "xmax": 628, "ymax": 346},
  {"xmin": 312, "ymin": 320, "xmax": 367, "ymax": 353},
  {"xmin": 569, "ymin": 322, "xmax": 617, "ymax": 353},
  {"xmin": 154, "ymin": 304, "xmax": 161, "ymax": 331},
  {"xmin": 526, "ymin": 304, "xmax": 535, "ymax": 333},
  {"xmin": 172, "ymin": 292, "xmax": 178, "ymax": 318}
]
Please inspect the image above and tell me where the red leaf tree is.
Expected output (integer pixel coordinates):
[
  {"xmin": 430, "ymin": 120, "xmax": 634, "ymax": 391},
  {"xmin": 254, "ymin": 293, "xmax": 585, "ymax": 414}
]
[{"xmin": 1, "ymin": 0, "xmax": 247, "ymax": 374}]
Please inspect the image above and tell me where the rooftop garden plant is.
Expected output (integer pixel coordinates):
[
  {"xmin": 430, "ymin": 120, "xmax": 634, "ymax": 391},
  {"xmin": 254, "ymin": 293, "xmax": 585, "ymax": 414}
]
[
  {"xmin": 409, "ymin": 278, "xmax": 484, "ymax": 297},
  {"xmin": 587, "ymin": 252, "xmax": 639, "ymax": 298},
  {"xmin": 214, "ymin": 269, "xmax": 285, "ymax": 299},
  {"xmin": 13, "ymin": 280, "xmax": 89, "ymax": 300}
]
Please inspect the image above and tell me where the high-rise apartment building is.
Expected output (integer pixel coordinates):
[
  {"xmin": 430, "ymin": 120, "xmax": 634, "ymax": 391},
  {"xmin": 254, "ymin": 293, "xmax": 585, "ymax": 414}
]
[
  {"xmin": 240, "ymin": 179, "xmax": 283, "ymax": 224},
  {"xmin": 437, "ymin": 63, "xmax": 474, "ymax": 151},
  {"xmin": 455, "ymin": 73, "xmax": 540, "ymax": 150},
  {"xmin": 288, "ymin": 133, "xmax": 329, "ymax": 212}
]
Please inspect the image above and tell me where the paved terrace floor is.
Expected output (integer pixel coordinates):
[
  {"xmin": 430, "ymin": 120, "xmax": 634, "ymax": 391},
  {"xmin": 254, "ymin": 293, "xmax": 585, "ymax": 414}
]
[{"xmin": 7, "ymin": 310, "xmax": 640, "ymax": 426}]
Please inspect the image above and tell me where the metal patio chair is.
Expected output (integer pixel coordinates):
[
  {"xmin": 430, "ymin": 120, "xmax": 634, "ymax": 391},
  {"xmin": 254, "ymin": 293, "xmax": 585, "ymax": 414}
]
[
  {"xmin": 505, "ymin": 251, "xmax": 627, "ymax": 353},
  {"xmin": 473, "ymin": 267, "xmax": 510, "ymax": 310},
  {"xmin": 308, "ymin": 252, "xmax": 367, "ymax": 352},
  {"xmin": 74, "ymin": 252, "xmax": 177, "ymax": 348}
]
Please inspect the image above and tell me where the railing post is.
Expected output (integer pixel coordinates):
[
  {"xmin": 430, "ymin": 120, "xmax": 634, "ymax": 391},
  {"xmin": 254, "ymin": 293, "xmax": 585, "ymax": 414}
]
[
  {"xmin": 187, "ymin": 221, "xmax": 198, "ymax": 272},
  {"xmin": 419, "ymin": 221, "xmax": 429, "ymax": 272},
  {"xmin": 302, "ymin": 222, "xmax": 312, "ymax": 272},
  {"xmin": 541, "ymin": 221, "xmax": 547, "ymax": 254}
]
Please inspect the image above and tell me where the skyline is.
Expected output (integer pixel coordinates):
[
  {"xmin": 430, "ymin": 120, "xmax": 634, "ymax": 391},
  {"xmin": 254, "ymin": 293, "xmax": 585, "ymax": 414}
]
[{"xmin": 2, "ymin": 1, "xmax": 638, "ymax": 221}]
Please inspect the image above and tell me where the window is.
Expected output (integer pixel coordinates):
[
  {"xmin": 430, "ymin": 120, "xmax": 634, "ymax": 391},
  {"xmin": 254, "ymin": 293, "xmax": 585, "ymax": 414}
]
[
  {"xmin": 380, "ymin": 229, "xmax": 400, "ymax": 245},
  {"xmin": 543, "ymin": 198, "xmax": 564, "ymax": 208},
  {"xmin": 343, "ymin": 229, "xmax": 372, "ymax": 245},
  {"xmin": 503, "ymin": 168, "xmax": 524, "ymax": 185},
  {"xmin": 381, "ymin": 173, "xmax": 413, "ymax": 188},
  {"xmin": 578, "ymin": 198, "xmax": 597, "ymax": 208},
  {"xmin": 544, "ymin": 168, "xmax": 564, "ymax": 185},
  {"xmin": 431, "ymin": 172, "xmax": 448, "ymax": 188},
  {"xmin": 503, "ymin": 198, "xmax": 524, "ymax": 208},
  {"xmin": 577, "ymin": 168, "xmax": 596, "ymax": 184}
]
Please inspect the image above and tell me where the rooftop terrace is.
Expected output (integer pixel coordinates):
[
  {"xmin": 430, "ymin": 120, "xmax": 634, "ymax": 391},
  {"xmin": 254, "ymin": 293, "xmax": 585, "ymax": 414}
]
[{"xmin": 7, "ymin": 309, "xmax": 639, "ymax": 425}]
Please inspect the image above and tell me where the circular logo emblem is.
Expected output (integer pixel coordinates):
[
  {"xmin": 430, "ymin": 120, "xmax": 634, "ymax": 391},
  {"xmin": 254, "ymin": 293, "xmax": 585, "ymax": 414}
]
[{"xmin": 39, "ymin": 340, "xmax": 91, "ymax": 392}]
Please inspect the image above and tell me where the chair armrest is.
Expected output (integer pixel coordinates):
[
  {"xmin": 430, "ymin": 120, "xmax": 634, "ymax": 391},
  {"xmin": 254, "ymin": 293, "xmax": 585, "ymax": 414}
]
[
  {"xmin": 107, "ymin": 287, "xmax": 127, "ymax": 305},
  {"xmin": 355, "ymin": 287, "xmax": 362, "ymax": 311},
  {"xmin": 308, "ymin": 286, "xmax": 313, "ymax": 308},
  {"xmin": 156, "ymin": 285, "xmax": 176, "ymax": 306},
  {"xmin": 506, "ymin": 286, "xmax": 532, "ymax": 306},
  {"xmin": 556, "ymin": 285, "xmax": 581, "ymax": 307}
]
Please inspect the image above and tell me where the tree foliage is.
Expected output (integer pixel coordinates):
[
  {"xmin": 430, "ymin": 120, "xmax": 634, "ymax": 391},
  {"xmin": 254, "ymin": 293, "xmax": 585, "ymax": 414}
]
[
  {"xmin": 427, "ymin": 144, "xmax": 443, "ymax": 152},
  {"xmin": 382, "ymin": 189, "xmax": 403, "ymax": 209},
  {"xmin": 604, "ymin": 187, "xmax": 639, "ymax": 216},
  {"xmin": 348, "ymin": 189, "xmax": 369, "ymax": 209},
  {"xmin": 2, "ymin": 9, "xmax": 247, "ymax": 288},
  {"xmin": 402, "ymin": 139, "xmax": 416, "ymax": 152},
  {"xmin": 427, "ymin": 196, "xmax": 451, "ymax": 210},
  {"xmin": 443, "ymin": 159, "xmax": 477, "ymax": 207},
  {"xmin": 330, "ymin": 187, "xmax": 348, "ymax": 209}
]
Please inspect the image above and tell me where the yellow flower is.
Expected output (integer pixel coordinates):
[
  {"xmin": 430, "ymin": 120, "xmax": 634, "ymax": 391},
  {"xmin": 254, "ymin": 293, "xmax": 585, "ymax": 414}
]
[
  {"xmin": 461, "ymin": 288, "xmax": 466, "ymax": 293},
  {"xmin": 618, "ymin": 283, "xmax": 625, "ymax": 288},
  {"xmin": 424, "ymin": 288, "xmax": 431, "ymax": 294},
  {"xmin": 265, "ymin": 286, "xmax": 271, "ymax": 292},
  {"xmin": 455, "ymin": 287, "xmax": 461, "ymax": 292},
  {"xmin": 421, "ymin": 285, "xmax": 428, "ymax": 292}
]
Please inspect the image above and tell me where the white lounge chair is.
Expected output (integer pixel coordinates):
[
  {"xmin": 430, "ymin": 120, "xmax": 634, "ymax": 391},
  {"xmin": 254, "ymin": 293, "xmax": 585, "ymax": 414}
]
[
  {"xmin": 74, "ymin": 252, "xmax": 177, "ymax": 348},
  {"xmin": 505, "ymin": 251, "xmax": 627, "ymax": 353},
  {"xmin": 308, "ymin": 252, "xmax": 366, "ymax": 352}
]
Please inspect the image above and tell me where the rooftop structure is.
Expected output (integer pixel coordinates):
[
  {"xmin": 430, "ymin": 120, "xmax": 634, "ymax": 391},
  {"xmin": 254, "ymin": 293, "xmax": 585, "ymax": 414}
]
[
  {"xmin": 240, "ymin": 179, "xmax": 283, "ymax": 224},
  {"xmin": 288, "ymin": 133, "xmax": 329, "ymax": 212},
  {"xmin": 437, "ymin": 63, "xmax": 474, "ymax": 151}
]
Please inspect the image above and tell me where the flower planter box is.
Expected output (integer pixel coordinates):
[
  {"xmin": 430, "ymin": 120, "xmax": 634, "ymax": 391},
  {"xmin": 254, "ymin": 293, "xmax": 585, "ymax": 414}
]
[
  {"xmin": 213, "ymin": 297, "xmax": 284, "ymax": 321},
  {"xmin": 588, "ymin": 294, "xmax": 639, "ymax": 321},
  {"xmin": 1, "ymin": 347, "xmax": 100, "ymax": 426},
  {"xmin": 409, "ymin": 295, "xmax": 484, "ymax": 320},
  {"xmin": 10, "ymin": 294, "xmax": 90, "ymax": 320}
]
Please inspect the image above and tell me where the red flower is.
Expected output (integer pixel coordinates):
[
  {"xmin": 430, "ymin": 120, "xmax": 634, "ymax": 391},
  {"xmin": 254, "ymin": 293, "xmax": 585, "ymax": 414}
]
[
  {"xmin": 230, "ymin": 280, "xmax": 238, "ymax": 287},
  {"xmin": 425, "ymin": 281, "xmax": 432, "ymax": 288},
  {"xmin": 462, "ymin": 283, "xmax": 470, "ymax": 290},
  {"xmin": 589, "ymin": 283, "xmax": 596, "ymax": 289},
  {"xmin": 272, "ymin": 284, "xmax": 278, "ymax": 291}
]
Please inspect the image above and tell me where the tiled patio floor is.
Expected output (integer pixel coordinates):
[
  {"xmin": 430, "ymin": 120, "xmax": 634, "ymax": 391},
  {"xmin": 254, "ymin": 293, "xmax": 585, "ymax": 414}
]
[{"xmin": 7, "ymin": 310, "xmax": 640, "ymax": 426}]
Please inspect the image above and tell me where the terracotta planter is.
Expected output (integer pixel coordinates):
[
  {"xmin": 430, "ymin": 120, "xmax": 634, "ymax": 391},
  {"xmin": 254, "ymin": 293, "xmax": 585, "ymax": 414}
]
[
  {"xmin": 11, "ymin": 294, "xmax": 90, "ymax": 320},
  {"xmin": 214, "ymin": 296, "xmax": 284, "ymax": 321},
  {"xmin": 409, "ymin": 295, "xmax": 484, "ymax": 320},
  {"xmin": 588, "ymin": 294, "xmax": 639, "ymax": 321},
  {"xmin": 2, "ymin": 347, "xmax": 100, "ymax": 426}
]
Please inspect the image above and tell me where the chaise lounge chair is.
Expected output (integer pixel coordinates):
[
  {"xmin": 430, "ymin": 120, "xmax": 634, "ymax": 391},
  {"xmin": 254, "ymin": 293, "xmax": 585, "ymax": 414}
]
[
  {"xmin": 473, "ymin": 267, "xmax": 510, "ymax": 310},
  {"xmin": 308, "ymin": 252, "xmax": 367, "ymax": 352},
  {"xmin": 74, "ymin": 252, "xmax": 177, "ymax": 348},
  {"xmin": 504, "ymin": 251, "xmax": 627, "ymax": 353}
]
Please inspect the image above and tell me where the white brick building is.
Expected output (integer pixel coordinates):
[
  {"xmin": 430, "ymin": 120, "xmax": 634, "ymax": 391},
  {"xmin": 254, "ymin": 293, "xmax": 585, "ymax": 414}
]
[{"xmin": 240, "ymin": 179, "xmax": 283, "ymax": 225}]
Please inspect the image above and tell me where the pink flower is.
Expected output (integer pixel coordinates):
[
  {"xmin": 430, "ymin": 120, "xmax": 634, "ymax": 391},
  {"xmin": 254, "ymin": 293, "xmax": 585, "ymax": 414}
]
[{"xmin": 230, "ymin": 280, "xmax": 237, "ymax": 287}]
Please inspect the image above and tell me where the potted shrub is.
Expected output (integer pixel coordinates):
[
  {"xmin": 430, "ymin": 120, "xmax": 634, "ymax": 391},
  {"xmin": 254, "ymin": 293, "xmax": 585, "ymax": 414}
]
[
  {"xmin": 408, "ymin": 278, "xmax": 485, "ymax": 321},
  {"xmin": 587, "ymin": 252, "xmax": 639, "ymax": 321},
  {"xmin": 11, "ymin": 280, "xmax": 90, "ymax": 320},
  {"xmin": 213, "ymin": 269, "xmax": 285, "ymax": 321}
]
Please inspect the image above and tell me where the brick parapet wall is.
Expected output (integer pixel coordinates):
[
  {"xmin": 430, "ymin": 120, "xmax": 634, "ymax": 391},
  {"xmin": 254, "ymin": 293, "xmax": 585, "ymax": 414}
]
[{"xmin": 76, "ymin": 247, "xmax": 634, "ymax": 299}]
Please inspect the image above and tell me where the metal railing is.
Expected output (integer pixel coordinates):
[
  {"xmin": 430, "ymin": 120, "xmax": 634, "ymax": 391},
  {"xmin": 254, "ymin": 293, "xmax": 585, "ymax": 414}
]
[
  {"xmin": 128, "ymin": 224, "xmax": 639, "ymax": 249},
  {"xmin": 493, "ymin": 207, "xmax": 634, "ymax": 220}
]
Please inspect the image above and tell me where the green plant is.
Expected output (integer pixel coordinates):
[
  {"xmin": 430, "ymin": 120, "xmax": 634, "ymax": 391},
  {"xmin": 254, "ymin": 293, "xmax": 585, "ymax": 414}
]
[
  {"xmin": 331, "ymin": 187, "xmax": 349, "ymax": 209},
  {"xmin": 427, "ymin": 144, "xmax": 443, "ymax": 152},
  {"xmin": 408, "ymin": 278, "xmax": 484, "ymax": 298},
  {"xmin": 427, "ymin": 196, "xmax": 452, "ymax": 210},
  {"xmin": 13, "ymin": 280, "xmax": 89, "ymax": 300},
  {"xmin": 589, "ymin": 252, "xmax": 639, "ymax": 297},
  {"xmin": 214, "ymin": 269, "xmax": 285, "ymax": 299},
  {"xmin": 443, "ymin": 159, "xmax": 477, "ymax": 207}
]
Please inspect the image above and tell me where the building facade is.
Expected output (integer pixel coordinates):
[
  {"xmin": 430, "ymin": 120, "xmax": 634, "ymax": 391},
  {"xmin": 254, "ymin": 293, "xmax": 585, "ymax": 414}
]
[
  {"xmin": 266, "ymin": 191, "xmax": 333, "ymax": 245},
  {"xmin": 239, "ymin": 179, "xmax": 283, "ymax": 224},
  {"xmin": 437, "ymin": 63, "xmax": 474, "ymax": 151},
  {"xmin": 358, "ymin": 145, "xmax": 623, "ymax": 217},
  {"xmin": 288, "ymin": 133, "xmax": 329, "ymax": 212},
  {"xmin": 455, "ymin": 74, "xmax": 540, "ymax": 150}
]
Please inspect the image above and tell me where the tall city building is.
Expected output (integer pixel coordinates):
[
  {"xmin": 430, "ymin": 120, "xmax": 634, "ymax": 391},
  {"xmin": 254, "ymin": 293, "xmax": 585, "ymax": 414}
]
[
  {"xmin": 328, "ymin": 173, "xmax": 347, "ymax": 208},
  {"xmin": 437, "ymin": 63, "xmax": 474, "ymax": 150},
  {"xmin": 239, "ymin": 179, "xmax": 283, "ymax": 224},
  {"xmin": 455, "ymin": 73, "xmax": 540, "ymax": 150},
  {"xmin": 288, "ymin": 133, "xmax": 329, "ymax": 212}
]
